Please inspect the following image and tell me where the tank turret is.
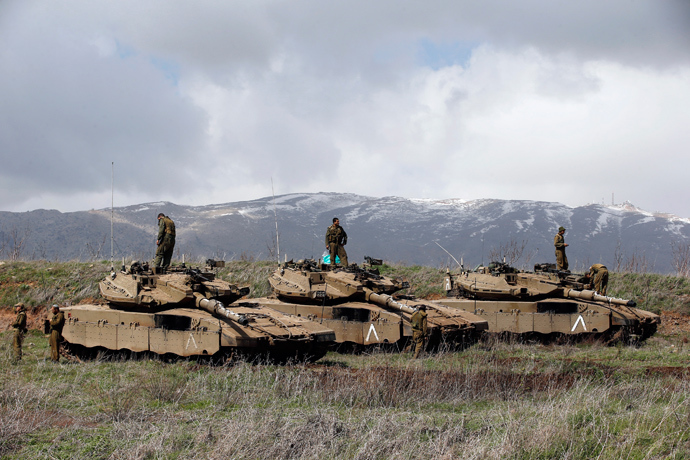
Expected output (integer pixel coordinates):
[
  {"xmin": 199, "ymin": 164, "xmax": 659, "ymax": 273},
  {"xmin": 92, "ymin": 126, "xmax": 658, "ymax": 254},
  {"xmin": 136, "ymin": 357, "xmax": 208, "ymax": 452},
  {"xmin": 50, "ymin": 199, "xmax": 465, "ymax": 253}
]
[
  {"xmin": 261, "ymin": 257, "xmax": 488, "ymax": 351},
  {"xmin": 60, "ymin": 260, "xmax": 335, "ymax": 362},
  {"xmin": 439, "ymin": 261, "xmax": 660, "ymax": 343}
]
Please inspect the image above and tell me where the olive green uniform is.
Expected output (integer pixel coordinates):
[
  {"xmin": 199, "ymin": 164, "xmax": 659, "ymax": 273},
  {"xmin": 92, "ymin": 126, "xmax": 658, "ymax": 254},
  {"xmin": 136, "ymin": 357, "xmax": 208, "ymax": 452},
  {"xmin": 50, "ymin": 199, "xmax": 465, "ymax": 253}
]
[
  {"xmin": 325, "ymin": 224, "xmax": 348, "ymax": 268},
  {"xmin": 410, "ymin": 309, "xmax": 428, "ymax": 359},
  {"xmin": 12, "ymin": 305, "xmax": 27, "ymax": 362},
  {"xmin": 589, "ymin": 264, "xmax": 609, "ymax": 296},
  {"xmin": 554, "ymin": 233, "xmax": 568, "ymax": 271},
  {"xmin": 49, "ymin": 311, "xmax": 65, "ymax": 362},
  {"xmin": 154, "ymin": 215, "xmax": 176, "ymax": 268}
]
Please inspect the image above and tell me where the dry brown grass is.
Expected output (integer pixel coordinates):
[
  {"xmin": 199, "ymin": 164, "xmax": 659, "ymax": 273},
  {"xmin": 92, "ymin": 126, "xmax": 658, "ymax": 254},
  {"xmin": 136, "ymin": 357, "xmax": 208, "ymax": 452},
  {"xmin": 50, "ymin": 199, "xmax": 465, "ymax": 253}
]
[{"xmin": 2, "ymin": 336, "xmax": 690, "ymax": 459}]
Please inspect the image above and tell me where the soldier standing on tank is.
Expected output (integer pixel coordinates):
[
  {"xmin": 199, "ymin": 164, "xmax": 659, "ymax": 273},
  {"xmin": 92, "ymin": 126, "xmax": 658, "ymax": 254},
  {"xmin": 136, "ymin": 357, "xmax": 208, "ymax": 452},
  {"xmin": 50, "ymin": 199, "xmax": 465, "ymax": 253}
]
[
  {"xmin": 410, "ymin": 305, "xmax": 428, "ymax": 359},
  {"xmin": 325, "ymin": 217, "xmax": 348, "ymax": 268},
  {"xmin": 554, "ymin": 226, "xmax": 569, "ymax": 271},
  {"xmin": 11, "ymin": 303, "xmax": 27, "ymax": 363},
  {"xmin": 585, "ymin": 263, "xmax": 609, "ymax": 296},
  {"xmin": 154, "ymin": 213, "xmax": 176, "ymax": 269},
  {"xmin": 49, "ymin": 304, "xmax": 65, "ymax": 363}
]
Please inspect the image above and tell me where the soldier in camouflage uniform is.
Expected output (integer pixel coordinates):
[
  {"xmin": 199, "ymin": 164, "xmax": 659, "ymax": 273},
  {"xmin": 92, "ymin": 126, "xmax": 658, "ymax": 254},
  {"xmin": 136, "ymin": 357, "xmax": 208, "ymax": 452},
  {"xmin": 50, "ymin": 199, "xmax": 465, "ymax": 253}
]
[
  {"xmin": 11, "ymin": 303, "xmax": 27, "ymax": 363},
  {"xmin": 554, "ymin": 226, "xmax": 569, "ymax": 271},
  {"xmin": 49, "ymin": 304, "xmax": 65, "ymax": 362},
  {"xmin": 154, "ymin": 213, "xmax": 176, "ymax": 269},
  {"xmin": 586, "ymin": 263, "xmax": 609, "ymax": 296},
  {"xmin": 325, "ymin": 217, "xmax": 348, "ymax": 268},
  {"xmin": 410, "ymin": 305, "xmax": 428, "ymax": 359}
]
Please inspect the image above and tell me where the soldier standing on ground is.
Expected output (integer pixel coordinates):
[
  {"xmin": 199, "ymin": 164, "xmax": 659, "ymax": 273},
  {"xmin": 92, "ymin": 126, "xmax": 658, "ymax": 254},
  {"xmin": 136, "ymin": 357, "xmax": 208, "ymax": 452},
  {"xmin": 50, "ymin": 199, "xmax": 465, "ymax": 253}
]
[
  {"xmin": 554, "ymin": 226, "xmax": 569, "ymax": 271},
  {"xmin": 154, "ymin": 213, "xmax": 176, "ymax": 269},
  {"xmin": 410, "ymin": 305, "xmax": 428, "ymax": 359},
  {"xmin": 11, "ymin": 303, "xmax": 27, "ymax": 363},
  {"xmin": 325, "ymin": 217, "xmax": 348, "ymax": 268},
  {"xmin": 586, "ymin": 263, "xmax": 609, "ymax": 296},
  {"xmin": 49, "ymin": 304, "xmax": 65, "ymax": 363}
]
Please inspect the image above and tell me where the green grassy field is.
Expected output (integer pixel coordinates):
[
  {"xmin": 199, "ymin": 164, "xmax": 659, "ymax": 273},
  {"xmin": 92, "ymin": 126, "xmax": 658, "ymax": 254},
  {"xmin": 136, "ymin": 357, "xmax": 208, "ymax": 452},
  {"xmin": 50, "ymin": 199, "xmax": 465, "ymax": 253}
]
[
  {"xmin": 1, "ymin": 260, "xmax": 690, "ymax": 459},
  {"xmin": 2, "ymin": 332, "xmax": 690, "ymax": 459}
]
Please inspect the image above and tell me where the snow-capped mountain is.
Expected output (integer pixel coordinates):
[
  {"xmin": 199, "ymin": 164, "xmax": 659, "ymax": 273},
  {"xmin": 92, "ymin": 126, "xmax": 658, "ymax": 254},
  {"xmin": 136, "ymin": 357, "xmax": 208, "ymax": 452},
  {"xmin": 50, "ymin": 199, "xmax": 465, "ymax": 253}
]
[{"xmin": 1, "ymin": 193, "xmax": 689, "ymax": 273}]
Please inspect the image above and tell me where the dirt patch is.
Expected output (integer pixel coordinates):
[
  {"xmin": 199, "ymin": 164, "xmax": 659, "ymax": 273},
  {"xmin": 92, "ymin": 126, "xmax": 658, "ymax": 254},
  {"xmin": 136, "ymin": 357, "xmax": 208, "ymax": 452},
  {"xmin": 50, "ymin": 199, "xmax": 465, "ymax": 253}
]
[
  {"xmin": 0, "ymin": 307, "xmax": 50, "ymax": 331},
  {"xmin": 658, "ymin": 311, "xmax": 690, "ymax": 336},
  {"xmin": 309, "ymin": 365, "xmax": 624, "ymax": 399},
  {"xmin": 645, "ymin": 366, "xmax": 690, "ymax": 378},
  {"xmin": 425, "ymin": 293, "xmax": 444, "ymax": 300},
  {"xmin": 1, "ymin": 298, "xmax": 107, "ymax": 331}
]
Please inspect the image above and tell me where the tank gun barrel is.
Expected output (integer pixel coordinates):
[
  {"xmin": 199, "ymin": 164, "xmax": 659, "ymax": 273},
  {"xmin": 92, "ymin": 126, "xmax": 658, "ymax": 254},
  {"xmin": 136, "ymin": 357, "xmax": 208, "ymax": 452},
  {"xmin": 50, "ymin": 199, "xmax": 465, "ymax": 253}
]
[
  {"xmin": 563, "ymin": 288, "xmax": 636, "ymax": 307},
  {"xmin": 195, "ymin": 293, "xmax": 249, "ymax": 326},
  {"xmin": 364, "ymin": 289, "xmax": 417, "ymax": 314}
]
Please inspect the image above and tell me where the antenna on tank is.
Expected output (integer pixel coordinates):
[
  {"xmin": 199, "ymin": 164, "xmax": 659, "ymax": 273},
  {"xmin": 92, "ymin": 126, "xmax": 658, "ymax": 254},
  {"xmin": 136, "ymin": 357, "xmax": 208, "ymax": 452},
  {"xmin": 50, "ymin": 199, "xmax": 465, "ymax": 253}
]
[
  {"xmin": 434, "ymin": 241, "xmax": 462, "ymax": 270},
  {"xmin": 271, "ymin": 178, "xmax": 280, "ymax": 266},
  {"xmin": 110, "ymin": 161, "xmax": 114, "ymax": 273}
]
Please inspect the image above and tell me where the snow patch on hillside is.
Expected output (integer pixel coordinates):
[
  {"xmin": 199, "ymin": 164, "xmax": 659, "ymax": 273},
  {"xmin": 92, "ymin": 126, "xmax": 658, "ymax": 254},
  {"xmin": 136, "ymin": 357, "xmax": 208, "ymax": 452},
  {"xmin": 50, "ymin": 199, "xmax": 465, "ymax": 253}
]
[{"xmin": 592, "ymin": 211, "xmax": 623, "ymax": 236}]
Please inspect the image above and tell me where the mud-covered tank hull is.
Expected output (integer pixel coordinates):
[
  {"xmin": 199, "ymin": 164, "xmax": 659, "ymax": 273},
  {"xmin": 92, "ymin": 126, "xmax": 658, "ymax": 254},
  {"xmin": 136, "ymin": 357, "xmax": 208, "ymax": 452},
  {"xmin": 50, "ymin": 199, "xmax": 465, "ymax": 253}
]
[{"xmin": 61, "ymin": 303, "xmax": 335, "ymax": 363}]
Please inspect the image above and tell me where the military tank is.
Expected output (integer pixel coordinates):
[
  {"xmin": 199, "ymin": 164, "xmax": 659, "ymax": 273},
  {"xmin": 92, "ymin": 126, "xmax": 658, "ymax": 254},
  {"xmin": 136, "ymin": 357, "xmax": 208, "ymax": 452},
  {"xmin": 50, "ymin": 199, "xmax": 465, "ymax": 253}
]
[
  {"xmin": 60, "ymin": 260, "xmax": 336, "ymax": 362},
  {"xmin": 260, "ymin": 257, "xmax": 488, "ymax": 352},
  {"xmin": 438, "ymin": 261, "xmax": 660, "ymax": 343}
]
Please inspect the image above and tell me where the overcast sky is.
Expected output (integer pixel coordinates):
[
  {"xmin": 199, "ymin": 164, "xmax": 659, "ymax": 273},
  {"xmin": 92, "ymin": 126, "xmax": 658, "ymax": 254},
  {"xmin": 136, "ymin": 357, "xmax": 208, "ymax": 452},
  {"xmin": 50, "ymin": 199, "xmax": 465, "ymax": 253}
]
[{"xmin": 1, "ymin": 0, "xmax": 689, "ymax": 217}]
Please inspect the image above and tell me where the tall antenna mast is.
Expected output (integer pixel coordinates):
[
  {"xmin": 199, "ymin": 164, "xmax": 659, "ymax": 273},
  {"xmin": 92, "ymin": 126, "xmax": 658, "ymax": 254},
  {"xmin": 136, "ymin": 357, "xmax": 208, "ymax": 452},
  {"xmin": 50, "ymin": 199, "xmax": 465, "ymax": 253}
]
[
  {"xmin": 110, "ymin": 161, "xmax": 114, "ymax": 272},
  {"xmin": 434, "ymin": 241, "xmax": 462, "ymax": 270},
  {"xmin": 271, "ymin": 178, "xmax": 280, "ymax": 266}
]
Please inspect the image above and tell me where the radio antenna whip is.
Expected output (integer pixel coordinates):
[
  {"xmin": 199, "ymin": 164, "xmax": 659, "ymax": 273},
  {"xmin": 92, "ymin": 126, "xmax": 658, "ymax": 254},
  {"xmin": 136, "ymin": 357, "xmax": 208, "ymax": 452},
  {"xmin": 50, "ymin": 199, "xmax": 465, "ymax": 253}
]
[
  {"xmin": 271, "ymin": 178, "xmax": 280, "ymax": 266},
  {"xmin": 110, "ymin": 162, "xmax": 115, "ymax": 273},
  {"xmin": 434, "ymin": 241, "xmax": 462, "ymax": 270}
]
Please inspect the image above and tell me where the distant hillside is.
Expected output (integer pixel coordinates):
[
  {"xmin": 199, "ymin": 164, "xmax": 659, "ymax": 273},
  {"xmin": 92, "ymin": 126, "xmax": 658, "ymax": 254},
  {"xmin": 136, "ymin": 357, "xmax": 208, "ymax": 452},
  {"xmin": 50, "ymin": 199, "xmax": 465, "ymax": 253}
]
[{"xmin": 1, "ymin": 193, "xmax": 689, "ymax": 273}]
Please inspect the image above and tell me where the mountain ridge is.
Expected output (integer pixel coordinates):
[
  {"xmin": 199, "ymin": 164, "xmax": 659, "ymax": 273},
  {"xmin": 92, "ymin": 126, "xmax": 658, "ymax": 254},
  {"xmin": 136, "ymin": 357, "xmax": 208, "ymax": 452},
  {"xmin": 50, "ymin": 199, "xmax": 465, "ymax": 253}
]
[{"xmin": 1, "ymin": 192, "xmax": 689, "ymax": 274}]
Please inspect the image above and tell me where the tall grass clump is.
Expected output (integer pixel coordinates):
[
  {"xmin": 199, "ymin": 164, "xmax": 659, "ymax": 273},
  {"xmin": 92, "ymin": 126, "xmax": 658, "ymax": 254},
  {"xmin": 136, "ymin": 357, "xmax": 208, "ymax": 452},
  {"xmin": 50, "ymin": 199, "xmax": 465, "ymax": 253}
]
[
  {"xmin": 378, "ymin": 263, "xmax": 447, "ymax": 298},
  {"xmin": 610, "ymin": 272, "xmax": 690, "ymax": 314},
  {"xmin": 0, "ymin": 260, "xmax": 107, "ymax": 307},
  {"xmin": 218, "ymin": 260, "xmax": 278, "ymax": 297}
]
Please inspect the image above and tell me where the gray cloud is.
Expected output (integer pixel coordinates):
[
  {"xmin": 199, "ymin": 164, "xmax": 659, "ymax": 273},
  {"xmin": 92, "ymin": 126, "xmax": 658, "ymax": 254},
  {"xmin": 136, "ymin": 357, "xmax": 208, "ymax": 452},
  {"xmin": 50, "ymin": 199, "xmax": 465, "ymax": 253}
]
[{"xmin": 1, "ymin": 0, "xmax": 689, "ymax": 218}]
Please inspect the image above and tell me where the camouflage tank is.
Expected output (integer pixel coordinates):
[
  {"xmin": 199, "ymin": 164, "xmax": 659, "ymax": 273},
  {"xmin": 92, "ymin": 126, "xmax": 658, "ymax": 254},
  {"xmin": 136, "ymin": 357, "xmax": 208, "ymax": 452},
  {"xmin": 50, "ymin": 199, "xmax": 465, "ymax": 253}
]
[
  {"xmin": 259, "ymin": 257, "xmax": 488, "ymax": 351},
  {"xmin": 60, "ymin": 260, "xmax": 335, "ymax": 362},
  {"xmin": 438, "ymin": 261, "xmax": 660, "ymax": 343}
]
